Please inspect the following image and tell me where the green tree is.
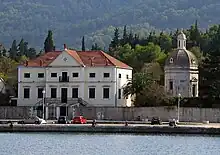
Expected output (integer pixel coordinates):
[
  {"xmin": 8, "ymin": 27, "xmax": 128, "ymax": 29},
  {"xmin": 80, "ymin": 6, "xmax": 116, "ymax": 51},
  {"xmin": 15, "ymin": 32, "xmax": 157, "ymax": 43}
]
[
  {"xmin": 82, "ymin": 36, "xmax": 85, "ymax": 51},
  {"xmin": 44, "ymin": 30, "xmax": 55, "ymax": 53},
  {"xmin": 91, "ymin": 43, "xmax": 102, "ymax": 50},
  {"xmin": 122, "ymin": 25, "xmax": 128, "ymax": 45},
  {"xmin": 189, "ymin": 20, "xmax": 201, "ymax": 46},
  {"xmin": 18, "ymin": 38, "xmax": 25, "ymax": 56},
  {"xmin": 158, "ymin": 32, "xmax": 172, "ymax": 53},
  {"xmin": 9, "ymin": 40, "xmax": 17, "ymax": 60},
  {"xmin": 200, "ymin": 25, "xmax": 220, "ymax": 97}
]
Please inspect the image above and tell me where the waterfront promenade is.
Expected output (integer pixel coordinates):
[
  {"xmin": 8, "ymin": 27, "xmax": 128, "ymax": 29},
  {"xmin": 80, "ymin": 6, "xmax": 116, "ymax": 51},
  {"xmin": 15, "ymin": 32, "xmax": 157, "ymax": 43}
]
[{"xmin": 1, "ymin": 122, "xmax": 220, "ymax": 135}]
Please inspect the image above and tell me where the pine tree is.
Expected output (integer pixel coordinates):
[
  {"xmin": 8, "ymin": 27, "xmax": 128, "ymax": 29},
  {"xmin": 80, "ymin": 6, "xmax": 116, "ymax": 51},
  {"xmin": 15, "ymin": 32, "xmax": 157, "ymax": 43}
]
[
  {"xmin": 82, "ymin": 36, "xmax": 85, "ymax": 51},
  {"xmin": 9, "ymin": 40, "xmax": 17, "ymax": 60},
  {"xmin": 44, "ymin": 30, "xmax": 55, "ymax": 53}
]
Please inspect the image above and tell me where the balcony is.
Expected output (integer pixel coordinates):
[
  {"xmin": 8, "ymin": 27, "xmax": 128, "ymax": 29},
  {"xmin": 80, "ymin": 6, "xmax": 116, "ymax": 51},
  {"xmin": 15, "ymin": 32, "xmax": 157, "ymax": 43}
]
[{"xmin": 59, "ymin": 76, "xmax": 69, "ymax": 82}]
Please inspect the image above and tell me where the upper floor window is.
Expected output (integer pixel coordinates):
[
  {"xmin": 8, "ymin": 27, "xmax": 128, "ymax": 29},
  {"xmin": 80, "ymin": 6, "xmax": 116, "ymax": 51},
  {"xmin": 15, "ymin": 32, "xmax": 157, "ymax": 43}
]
[
  {"xmin": 126, "ymin": 75, "xmax": 129, "ymax": 79},
  {"xmin": 24, "ymin": 88, "xmax": 30, "ymax": 98},
  {"xmin": 89, "ymin": 73, "xmax": 96, "ymax": 78},
  {"xmin": 38, "ymin": 73, "xmax": 44, "ymax": 78},
  {"xmin": 51, "ymin": 73, "xmax": 57, "ymax": 77},
  {"xmin": 24, "ymin": 73, "xmax": 30, "ymax": 78},
  {"xmin": 104, "ymin": 73, "xmax": 110, "ymax": 78},
  {"xmin": 119, "ymin": 74, "xmax": 121, "ymax": 78},
  {"xmin": 72, "ymin": 73, "xmax": 79, "ymax": 78}
]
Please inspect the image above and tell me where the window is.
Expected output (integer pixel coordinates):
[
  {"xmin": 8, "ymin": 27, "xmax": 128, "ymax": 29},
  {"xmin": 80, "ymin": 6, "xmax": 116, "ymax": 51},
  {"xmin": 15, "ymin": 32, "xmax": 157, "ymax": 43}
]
[
  {"xmin": 118, "ymin": 89, "xmax": 121, "ymax": 99},
  {"xmin": 89, "ymin": 88, "xmax": 95, "ymax": 99},
  {"xmin": 119, "ymin": 74, "xmax": 121, "ymax": 78},
  {"xmin": 72, "ymin": 73, "xmax": 79, "ymax": 78},
  {"xmin": 178, "ymin": 41, "xmax": 180, "ymax": 47},
  {"xmin": 104, "ymin": 73, "xmax": 110, "ymax": 78},
  {"xmin": 103, "ymin": 88, "xmax": 109, "ymax": 99},
  {"xmin": 89, "ymin": 73, "xmax": 96, "ymax": 78},
  {"xmin": 192, "ymin": 84, "xmax": 196, "ymax": 97},
  {"xmin": 38, "ymin": 73, "xmax": 44, "ymax": 78},
  {"xmin": 169, "ymin": 81, "xmax": 173, "ymax": 90},
  {"xmin": 126, "ymin": 75, "xmax": 129, "ymax": 79},
  {"xmin": 24, "ymin": 88, "xmax": 30, "ymax": 98},
  {"xmin": 24, "ymin": 73, "xmax": 30, "ymax": 78},
  {"xmin": 72, "ymin": 88, "xmax": 78, "ymax": 98},
  {"xmin": 51, "ymin": 73, "xmax": 57, "ymax": 77},
  {"xmin": 38, "ymin": 88, "xmax": 44, "ymax": 98},
  {"xmin": 51, "ymin": 88, "xmax": 57, "ymax": 98},
  {"xmin": 170, "ymin": 58, "xmax": 173, "ymax": 63}
]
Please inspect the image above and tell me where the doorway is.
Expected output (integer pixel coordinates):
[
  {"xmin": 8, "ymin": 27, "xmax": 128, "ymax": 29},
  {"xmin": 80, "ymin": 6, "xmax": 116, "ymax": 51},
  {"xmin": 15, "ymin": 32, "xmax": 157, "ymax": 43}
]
[
  {"xmin": 62, "ymin": 72, "xmax": 68, "ymax": 81},
  {"xmin": 61, "ymin": 88, "xmax": 68, "ymax": 103},
  {"xmin": 60, "ymin": 106, "xmax": 66, "ymax": 116}
]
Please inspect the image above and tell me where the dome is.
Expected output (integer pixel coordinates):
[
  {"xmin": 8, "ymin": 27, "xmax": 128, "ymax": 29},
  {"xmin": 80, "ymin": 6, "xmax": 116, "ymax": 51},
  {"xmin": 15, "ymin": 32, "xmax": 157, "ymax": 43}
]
[
  {"xmin": 177, "ymin": 31, "xmax": 186, "ymax": 40},
  {"xmin": 165, "ymin": 49, "xmax": 198, "ymax": 68}
]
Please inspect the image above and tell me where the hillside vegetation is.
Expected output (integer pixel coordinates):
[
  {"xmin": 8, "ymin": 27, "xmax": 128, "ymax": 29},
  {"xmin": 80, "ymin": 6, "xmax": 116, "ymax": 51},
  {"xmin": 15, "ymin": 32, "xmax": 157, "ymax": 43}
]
[{"xmin": 0, "ymin": 0, "xmax": 220, "ymax": 49}]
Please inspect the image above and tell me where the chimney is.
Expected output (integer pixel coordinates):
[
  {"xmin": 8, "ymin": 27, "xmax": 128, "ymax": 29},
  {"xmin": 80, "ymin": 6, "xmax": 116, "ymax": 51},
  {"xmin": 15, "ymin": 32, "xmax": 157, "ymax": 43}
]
[
  {"xmin": 90, "ymin": 57, "xmax": 95, "ymax": 66},
  {"xmin": 64, "ymin": 44, "xmax": 67, "ymax": 50},
  {"xmin": 40, "ymin": 60, "xmax": 43, "ymax": 66}
]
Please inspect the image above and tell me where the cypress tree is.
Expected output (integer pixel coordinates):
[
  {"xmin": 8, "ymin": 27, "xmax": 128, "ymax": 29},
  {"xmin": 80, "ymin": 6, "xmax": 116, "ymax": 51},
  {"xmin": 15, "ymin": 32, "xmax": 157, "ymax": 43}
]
[
  {"xmin": 18, "ymin": 39, "xmax": 25, "ymax": 56},
  {"xmin": 9, "ymin": 40, "xmax": 17, "ymax": 60},
  {"xmin": 122, "ymin": 25, "xmax": 128, "ymax": 45},
  {"xmin": 82, "ymin": 36, "xmax": 85, "ymax": 51},
  {"xmin": 44, "ymin": 30, "xmax": 55, "ymax": 53}
]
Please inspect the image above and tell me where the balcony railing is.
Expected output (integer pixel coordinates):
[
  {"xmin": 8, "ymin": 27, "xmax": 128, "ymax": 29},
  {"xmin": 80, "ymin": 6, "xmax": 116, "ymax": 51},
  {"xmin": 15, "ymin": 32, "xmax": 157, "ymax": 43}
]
[{"xmin": 59, "ymin": 76, "xmax": 69, "ymax": 82}]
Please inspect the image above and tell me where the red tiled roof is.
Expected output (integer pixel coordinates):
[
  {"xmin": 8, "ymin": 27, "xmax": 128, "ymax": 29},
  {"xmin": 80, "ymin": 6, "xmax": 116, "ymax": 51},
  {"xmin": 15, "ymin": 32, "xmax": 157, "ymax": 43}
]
[
  {"xmin": 22, "ymin": 50, "xmax": 132, "ymax": 69},
  {"xmin": 22, "ymin": 51, "xmax": 62, "ymax": 67}
]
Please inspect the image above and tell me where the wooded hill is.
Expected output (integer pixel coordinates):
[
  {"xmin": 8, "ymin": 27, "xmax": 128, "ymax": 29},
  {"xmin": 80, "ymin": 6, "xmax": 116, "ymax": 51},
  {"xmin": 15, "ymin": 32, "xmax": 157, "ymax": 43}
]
[{"xmin": 0, "ymin": 0, "xmax": 220, "ymax": 49}]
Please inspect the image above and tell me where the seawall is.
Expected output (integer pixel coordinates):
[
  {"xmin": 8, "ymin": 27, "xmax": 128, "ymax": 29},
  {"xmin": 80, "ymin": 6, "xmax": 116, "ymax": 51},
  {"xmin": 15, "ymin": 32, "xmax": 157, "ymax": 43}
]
[
  {"xmin": 1, "ymin": 106, "xmax": 220, "ymax": 123},
  {"xmin": 1, "ymin": 124, "xmax": 220, "ymax": 135}
]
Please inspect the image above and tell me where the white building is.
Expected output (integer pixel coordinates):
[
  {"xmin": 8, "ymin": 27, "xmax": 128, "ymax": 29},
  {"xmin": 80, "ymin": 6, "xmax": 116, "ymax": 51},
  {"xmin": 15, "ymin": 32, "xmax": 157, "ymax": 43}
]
[
  {"xmin": 17, "ymin": 46, "xmax": 132, "ymax": 118},
  {"xmin": 164, "ymin": 31, "xmax": 199, "ymax": 97}
]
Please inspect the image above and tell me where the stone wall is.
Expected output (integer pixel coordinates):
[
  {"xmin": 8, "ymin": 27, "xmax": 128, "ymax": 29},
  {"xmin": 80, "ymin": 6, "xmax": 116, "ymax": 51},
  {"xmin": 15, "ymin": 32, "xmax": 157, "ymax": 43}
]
[{"xmin": 0, "ymin": 106, "xmax": 220, "ymax": 122}]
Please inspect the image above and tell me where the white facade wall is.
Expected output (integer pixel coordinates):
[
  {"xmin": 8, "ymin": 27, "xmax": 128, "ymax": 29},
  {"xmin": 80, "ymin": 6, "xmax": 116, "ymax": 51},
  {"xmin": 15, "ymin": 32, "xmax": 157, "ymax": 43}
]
[
  {"xmin": 164, "ymin": 67, "xmax": 199, "ymax": 97},
  {"xmin": 17, "ymin": 51, "xmax": 133, "ymax": 107}
]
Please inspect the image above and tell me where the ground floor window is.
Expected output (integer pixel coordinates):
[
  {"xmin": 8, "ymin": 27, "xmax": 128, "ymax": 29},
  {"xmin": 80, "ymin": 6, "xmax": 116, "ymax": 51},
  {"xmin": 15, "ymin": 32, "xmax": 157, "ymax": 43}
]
[
  {"xmin": 89, "ymin": 88, "xmax": 95, "ymax": 99},
  {"xmin": 51, "ymin": 88, "xmax": 57, "ymax": 98},
  {"xmin": 72, "ymin": 88, "xmax": 78, "ymax": 98},
  {"xmin": 103, "ymin": 87, "xmax": 109, "ymax": 99},
  {"xmin": 24, "ymin": 88, "xmax": 30, "ymax": 98},
  {"xmin": 118, "ymin": 89, "xmax": 121, "ymax": 99},
  {"xmin": 38, "ymin": 88, "xmax": 43, "ymax": 98}
]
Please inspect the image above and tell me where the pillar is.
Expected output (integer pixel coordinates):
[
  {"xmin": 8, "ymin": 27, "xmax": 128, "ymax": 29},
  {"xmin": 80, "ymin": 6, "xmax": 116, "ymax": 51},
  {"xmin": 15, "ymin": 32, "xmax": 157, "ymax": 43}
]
[
  {"xmin": 56, "ymin": 107, "xmax": 60, "ymax": 119},
  {"xmin": 45, "ymin": 107, "xmax": 49, "ymax": 120}
]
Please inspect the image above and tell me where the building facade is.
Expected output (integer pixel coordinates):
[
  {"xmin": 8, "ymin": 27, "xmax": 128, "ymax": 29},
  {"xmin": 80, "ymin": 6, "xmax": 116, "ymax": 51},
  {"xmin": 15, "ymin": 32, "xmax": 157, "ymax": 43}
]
[
  {"xmin": 164, "ymin": 31, "xmax": 199, "ymax": 97},
  {"xmin": 17, "ymin": 47, "xmax": 132, "ymax": 118}
]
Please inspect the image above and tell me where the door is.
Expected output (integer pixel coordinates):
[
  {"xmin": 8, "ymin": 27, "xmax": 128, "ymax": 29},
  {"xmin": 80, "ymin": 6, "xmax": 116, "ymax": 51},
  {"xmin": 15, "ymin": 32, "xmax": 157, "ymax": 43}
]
[
  {"xmin": 61, "ymin": 88, "xmax": 68, "ymax": 103},
  {"xmin": 60, "ymin": 106, "xmax": 66, "ymax": 116},
  {"xmin": 62, "ymin": 72, "xmax": 68, "ymax": 81}
]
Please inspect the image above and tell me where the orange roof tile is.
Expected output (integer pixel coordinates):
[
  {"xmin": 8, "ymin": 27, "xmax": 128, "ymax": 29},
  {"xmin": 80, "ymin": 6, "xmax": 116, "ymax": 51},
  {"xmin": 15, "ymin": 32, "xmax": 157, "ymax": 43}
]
[{"xmin": 22, "ymin": 50, "xmax": 132, "ymax": 69}]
